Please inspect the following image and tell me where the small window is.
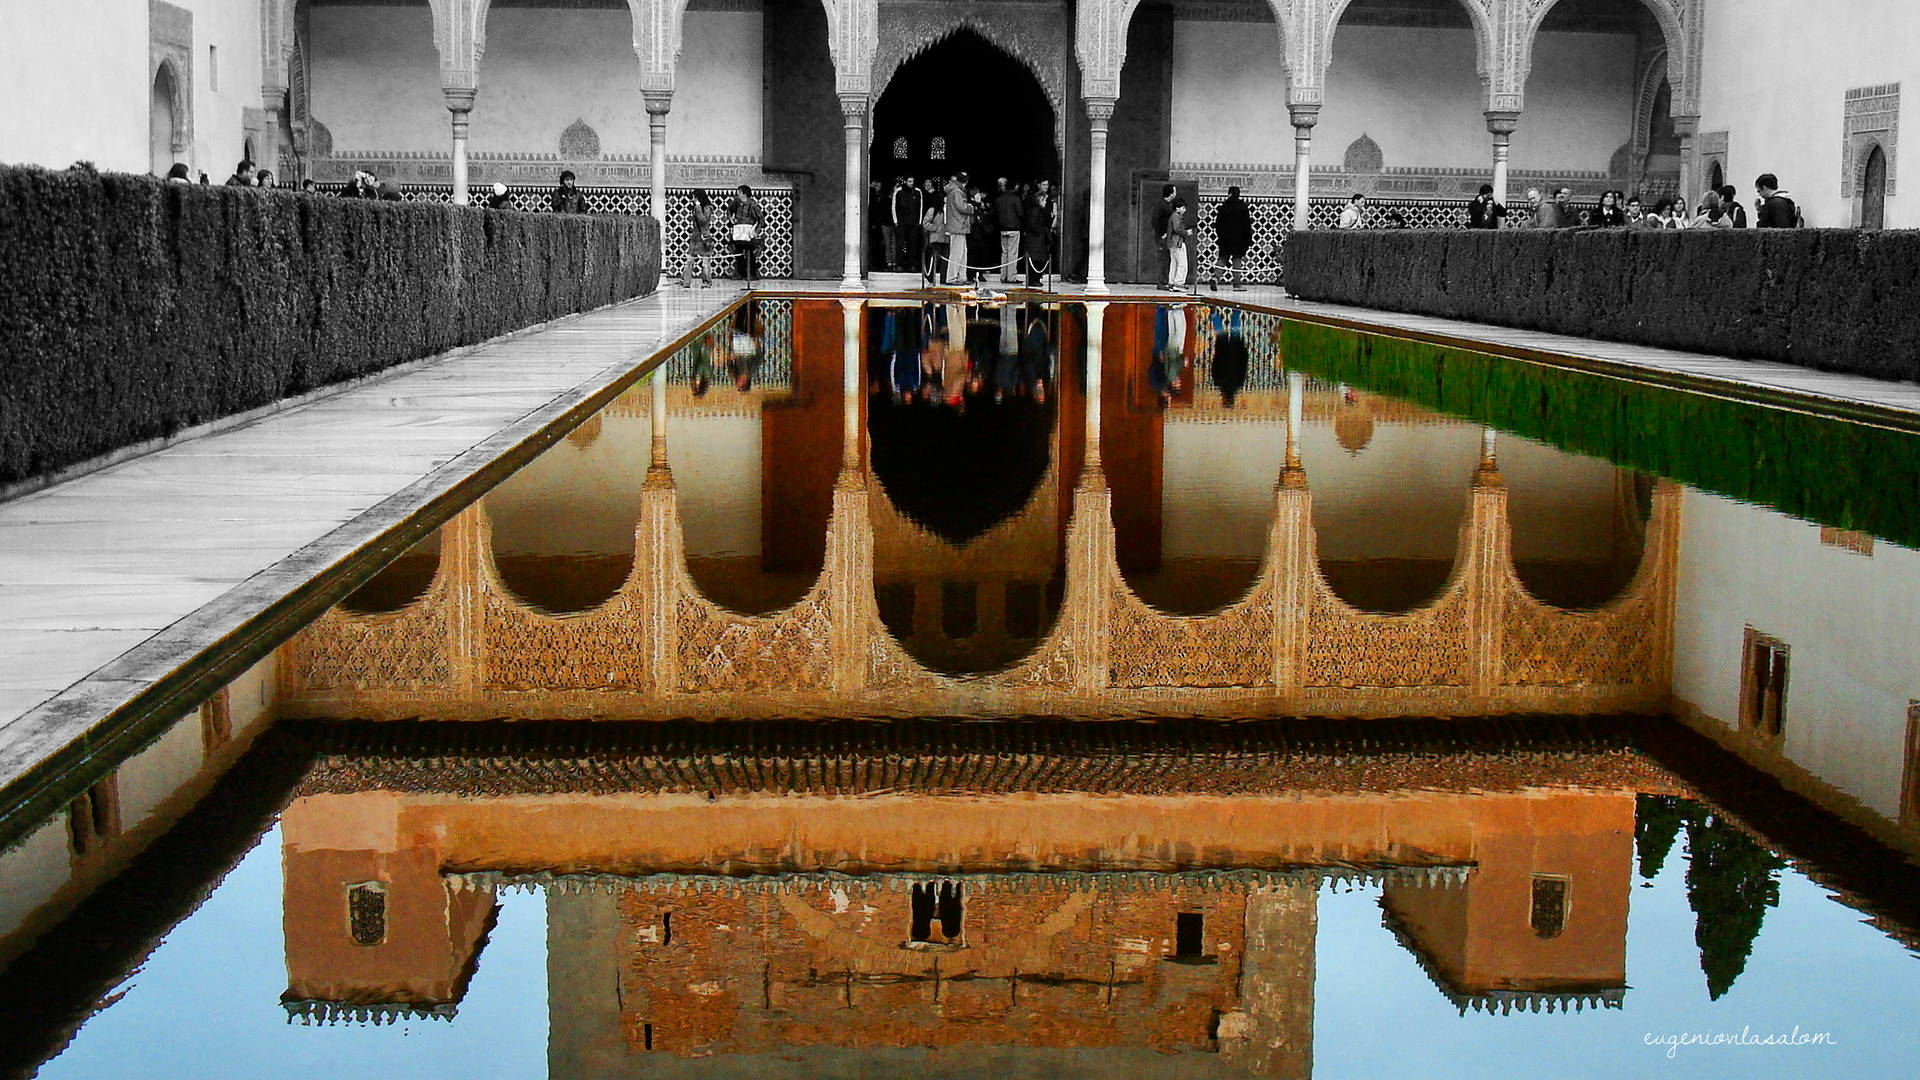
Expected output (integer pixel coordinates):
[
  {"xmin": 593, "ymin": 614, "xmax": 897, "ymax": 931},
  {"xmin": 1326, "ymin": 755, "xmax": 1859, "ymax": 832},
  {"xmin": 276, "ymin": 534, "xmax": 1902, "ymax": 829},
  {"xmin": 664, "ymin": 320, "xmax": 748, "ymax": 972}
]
[
  {"xmin": 941, "ymin": 582, "xmax": 977, "ymax": 640},
  {"xmin": 892, "ymin": 136, "xmax": 909, "ymax": 160},
  {"xmin": 1901, "ymin": 703, "xmax": 1920, "ymax": 827},
  {"xmin": 209, "ymin": 45, "xmax": 219, "ymax": 92},
  {"xmin": 910, "ymin": 881, "xmax": 963, "ymax": 943},
  {"xmin": 930, "ymin": 136, "xmax": 947, "ymax": 161},
  {"xmin": 1739, "ymin": 629, "xmax": 1790, "ymax": 741},
  {"xmin": 66, "ymin": 777, "xmax": 119, "ymax": 858},
  {"xmin": 348, "ymin": 882, "xmax": 388, "ymax": 946},
  {"xmin": 1175, "ymin": 912, "xmax": 1205, "ymax": 958},
  {"xmin": 200, "ymin": 688, "xmax": 232, "ymax": 752},
  {"xmin": 1530, "ymin": 876, "xmax": 1568, "ymax": 939}
]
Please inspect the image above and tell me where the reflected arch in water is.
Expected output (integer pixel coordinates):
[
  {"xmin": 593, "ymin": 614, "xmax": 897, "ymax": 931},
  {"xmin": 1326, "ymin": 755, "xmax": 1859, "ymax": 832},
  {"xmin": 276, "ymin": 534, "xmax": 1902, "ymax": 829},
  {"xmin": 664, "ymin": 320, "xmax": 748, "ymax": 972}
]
[
  {"xmin": 1504, "ymin": 443, "xmax": 1653, "ymax": 610},
  {"xmin": 483, "ymin": 382, "xmax": 651, "ymax": 615},
  {"xmin": 1301, "ymin": 390, "xmax": 1479, "ymax": 613},
  {"xmin": 336, "ymin": 528, "xmax": 442, "ymax": 615}
]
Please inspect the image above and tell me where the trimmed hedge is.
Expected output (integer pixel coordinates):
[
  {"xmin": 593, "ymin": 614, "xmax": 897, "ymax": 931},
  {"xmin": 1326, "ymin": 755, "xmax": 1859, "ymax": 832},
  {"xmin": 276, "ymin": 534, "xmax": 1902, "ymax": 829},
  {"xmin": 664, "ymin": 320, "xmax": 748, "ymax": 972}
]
[
  {"xmin": 0, "ymin": 164, "xmax": 660, "ymax": 484},
  {"xmin": 1284, "ymin": 229, "xmax": 1920, "ymax": 383},
  {"xmin": 1280, "ymin": 320, "xmax": 1920, "ymax": 551}
]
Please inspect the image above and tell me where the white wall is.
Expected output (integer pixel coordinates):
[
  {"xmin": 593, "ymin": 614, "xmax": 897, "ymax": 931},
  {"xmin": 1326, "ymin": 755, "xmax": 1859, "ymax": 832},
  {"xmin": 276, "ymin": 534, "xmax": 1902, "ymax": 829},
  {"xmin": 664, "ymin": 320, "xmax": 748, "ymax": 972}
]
[
  {"xmin": 311, "ymin": 7, "xmax": 763, "ymax": 160},
  {"xmin": 1171, "ymin": 22, "xmax": 1635, "ymax": 174},
  {"xmin": 0, "ymin": 0, "xmax": 150, "ymax": 172},
  {"xmin": 175, "ymin": 0, "xmax": 267, "ymax": 178},
  {"xmin": 1696, "ymin": 0, "xmax": 1917, "ymax": 227},
  {"xmin": 1672, "ymin": 489, "xmax": 1920, "ymax": 820}
]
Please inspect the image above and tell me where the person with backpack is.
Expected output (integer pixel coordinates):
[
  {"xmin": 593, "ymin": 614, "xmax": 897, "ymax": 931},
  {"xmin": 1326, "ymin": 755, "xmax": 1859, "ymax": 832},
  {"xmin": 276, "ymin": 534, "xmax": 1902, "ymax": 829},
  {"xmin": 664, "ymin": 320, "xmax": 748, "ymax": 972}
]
[{"xmin": 1755, "ymin": 174, "xmax": 1801, "ymax": 228}]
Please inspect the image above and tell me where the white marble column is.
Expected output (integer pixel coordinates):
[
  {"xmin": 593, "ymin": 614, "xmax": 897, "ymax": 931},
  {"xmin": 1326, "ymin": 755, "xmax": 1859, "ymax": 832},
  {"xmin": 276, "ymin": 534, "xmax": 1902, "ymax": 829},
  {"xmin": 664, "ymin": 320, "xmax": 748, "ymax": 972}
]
[
  {"xmin": 842, "ymin": 299, "xmax": 862, "ymax": 466},
  {"xmin": 650, "ymin": 364, "xmax": 669, "ymax": 470},
  {"xmin": 840, "ymin": 94, "xmax": 868, "ymax": 291},
  {"xmin": 1673, "ymin": 114, "xmax": 1701, "ymax": 206},
  {"xmin": 1286, "ymin": 371, "xmax": 1304, "ymax": 471},
  {"xmin": 1486, "ymin": 111, "xmax": 1519, "ymax": 213},
  {"xmin": 1084, "ymin": 302, "xmax": 1106, "ymax": 468},
  {"xmin": 445, "ymin": 88, "xmax": 476, "ymax": 205},
  {"xmin": 1086, "ymin": 99, "xmax": 1116, "ymax": 293},
  {"xmin": 1290, "ymin": 106, "xmax": 1319, "ymax": 231},
  {"xmin": 644, "ymin": 91, "xmax": 672, "ymax": 231}
]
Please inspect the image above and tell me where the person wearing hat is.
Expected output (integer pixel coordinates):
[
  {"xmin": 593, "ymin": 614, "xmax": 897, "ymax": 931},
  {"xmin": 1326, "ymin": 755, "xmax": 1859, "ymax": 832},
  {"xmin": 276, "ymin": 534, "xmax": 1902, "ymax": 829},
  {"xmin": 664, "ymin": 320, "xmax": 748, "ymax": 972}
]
[
  {"xmin": 484, "ymin": 182, "xmax": 512, "ymax": 210},
  {"xmin": 1467, "ymin": 184, "xmax": 1506, "ymax": 229}
]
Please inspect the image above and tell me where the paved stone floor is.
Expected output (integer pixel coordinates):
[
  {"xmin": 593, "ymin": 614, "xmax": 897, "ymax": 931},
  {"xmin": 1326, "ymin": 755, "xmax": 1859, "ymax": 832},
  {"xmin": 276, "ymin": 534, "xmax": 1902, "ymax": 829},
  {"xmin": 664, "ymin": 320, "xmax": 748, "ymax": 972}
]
[
  {"xmin": 0, "ymin": 283, "xmax": 744, "ymax": 793},
  {"xmin": 4, "ymin": 276, "xmax": 1919, "ymax": 797}
]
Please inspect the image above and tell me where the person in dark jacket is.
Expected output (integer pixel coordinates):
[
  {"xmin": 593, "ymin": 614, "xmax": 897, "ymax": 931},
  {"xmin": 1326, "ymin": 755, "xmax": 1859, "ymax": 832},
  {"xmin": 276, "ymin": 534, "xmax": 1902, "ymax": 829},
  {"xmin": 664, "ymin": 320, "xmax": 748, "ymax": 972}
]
[
  {"xmin": 1021, "ymin": 184, "xmax": 1054, "ymax": 287},
  {"xmin": 225, "ymin": 160, "xmax": 256, "ymax": 186},
  {"xmin": 1213, "ymin": 186, "xmax": 1253, "ymax": 291},
  {"xmin": 1719, "ymin": 184, "xmax": 1749, "ymax": 228},
  {"xmin": 893, "ymin": 177, "xmax": 924, "ymax": 274},
  {"xmin": 1467, "ymin": 184, "xmax": 1506, "ymax": 230},
  {"xmin": 1754, "ymin": 174, "xmax": 1799, "ymax": 227},
  {"xmin": 993, "ymin": 178, "xmax": 1024, "ymax": 283},
  {"xmin": 1152, "ymin": 184, "xmax": 1177, "ymax": 288},
  {"xmin": 1213, "ymin": 330, "xmax": 1249, "ymax": 409},
  {"xmin": 549, "ymin": 169, "xmax": 588, "ymax": 213}
]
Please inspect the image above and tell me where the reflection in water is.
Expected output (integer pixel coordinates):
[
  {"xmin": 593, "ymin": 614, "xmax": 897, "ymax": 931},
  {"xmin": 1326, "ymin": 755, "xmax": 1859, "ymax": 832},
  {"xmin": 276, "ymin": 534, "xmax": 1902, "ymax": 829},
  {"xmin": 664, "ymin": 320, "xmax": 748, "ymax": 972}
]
[{"xmin": 13, "ymin": 300, "xmax": 1920, "ymax": 1077}]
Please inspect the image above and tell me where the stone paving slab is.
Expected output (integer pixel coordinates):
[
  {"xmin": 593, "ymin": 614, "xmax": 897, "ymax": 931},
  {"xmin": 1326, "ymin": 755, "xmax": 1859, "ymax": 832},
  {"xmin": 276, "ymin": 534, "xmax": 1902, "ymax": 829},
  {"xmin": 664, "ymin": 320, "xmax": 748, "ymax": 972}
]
[{"xmin": 0, "ymin": 284, "xmax": 744, "ymax": 803}]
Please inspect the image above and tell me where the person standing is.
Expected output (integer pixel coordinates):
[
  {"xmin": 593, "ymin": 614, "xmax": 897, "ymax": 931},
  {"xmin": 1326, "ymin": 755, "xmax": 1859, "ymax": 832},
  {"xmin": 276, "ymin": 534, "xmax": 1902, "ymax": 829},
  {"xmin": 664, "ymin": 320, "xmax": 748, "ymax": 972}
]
[
  {"xmin": 1533, "ymin": 187, "xmax": 1569, "ymax": 228},
  {"xmin": 1021, "ymin": 182, "xmax": 1054, "ymax": 287},
  {"xmin": 1467, "ymin": 184, "xmax": 1506, "ymax": 229},
  {"xmin": 869, "ymin": 180, "xmax": 894, "ymax": 272},
  {"xmin": 1718, "ymin": 185, "xmax": 1749, "ymax": 228},
  {"xmin": 894, "ymin": 177, "xmax": 924, "ymax": 274},
  {"xmin": 729, "ymin": 184, "xmax": 764, "ymax": 285},
  {"xmin": 1164, "ymin": 197, "xmax": 1191, "ymax": 290},
  {"xmin": 549, "ymin": 170, "xmax": 588, "ymax": 213},
  {"xmin": 1336, "ymin": 193, "xmax": 1366, "ymax": 229},
  {"xmin": 1213, "ymin": 186, "xmax": 1253, "ymax": 290},
  {"xmin": 225, "ymin": 160, "xmax": 256, "ymax": 186},
  {"xmin": 1755, "ymin": 174, "xmax": 1800, "ymax": 227},
  {"xmin": 993, "ymin": 178, "xmax": 1024, "ymax": 284},
  {"xmin": 681, "ymin": 189, "xmax": 715, "ymax": 288},
  {"xmin": 1151, "ymin": 184, "xmax": 1177, "ymax": 287},
  {"xmin": 921, "ymin": 178, "xmax": 946, "ymax": 283},
  {"xmin": 1595, "ymin": 190, "xmax": 1627, "ymax": 227},
  {"xmin": 943, "ymin": 172, "xmax": 973, "ymax": 285}
]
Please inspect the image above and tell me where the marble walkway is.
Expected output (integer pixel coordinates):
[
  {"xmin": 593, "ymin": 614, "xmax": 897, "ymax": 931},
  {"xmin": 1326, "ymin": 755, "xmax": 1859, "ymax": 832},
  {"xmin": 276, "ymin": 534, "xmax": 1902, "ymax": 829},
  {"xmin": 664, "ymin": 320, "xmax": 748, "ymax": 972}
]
[
  {"xmin": 0, "ymin": 283, "xmax": 744, "ymax": 798},
  {"xmin": 5, "ymin": 276, "xmax": 1920, "ymax": 806}
]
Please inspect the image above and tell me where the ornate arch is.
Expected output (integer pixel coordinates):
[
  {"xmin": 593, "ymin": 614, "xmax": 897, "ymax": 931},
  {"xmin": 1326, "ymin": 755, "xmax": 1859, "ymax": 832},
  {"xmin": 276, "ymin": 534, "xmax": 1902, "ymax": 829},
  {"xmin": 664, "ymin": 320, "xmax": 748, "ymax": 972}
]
[
  {"xmin": 1630, "ymin": 47, "xmax": 1668, "ymax": 158},
  {"xmin": 1321, "ymin": 0, "xmax": 1497, "ymax": 105},
  {"xmin": 1084, "ymin": 0, "xmax": 1307, "ymax": 106},
  {"xmin": 1524, "ymin": 0, "xmax": 1696, "ymax": 114},
  {"xmin": 151, "ymin": 57, "xmax": 190, "ymax": 159},
  {"xmin": 149, "ymin": 2, "xmax": 195, "ymax": 160},
  {"xmin": 873, "ymin": 11, "xmax": 1068, "ymax": 117}
]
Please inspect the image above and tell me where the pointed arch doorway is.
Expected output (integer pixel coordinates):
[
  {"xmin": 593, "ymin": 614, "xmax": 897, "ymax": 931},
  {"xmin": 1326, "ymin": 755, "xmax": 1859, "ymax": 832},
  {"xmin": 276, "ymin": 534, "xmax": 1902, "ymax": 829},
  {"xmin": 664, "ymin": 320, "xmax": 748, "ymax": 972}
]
[{"xmin": 869, "ymin": 30, "xmax": 1060, "ymax": 269}]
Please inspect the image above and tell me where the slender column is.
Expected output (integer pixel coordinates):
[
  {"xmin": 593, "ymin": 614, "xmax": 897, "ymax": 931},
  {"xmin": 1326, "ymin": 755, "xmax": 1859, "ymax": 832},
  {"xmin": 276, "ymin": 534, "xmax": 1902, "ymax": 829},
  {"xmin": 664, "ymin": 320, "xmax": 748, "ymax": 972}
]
[
  {"xmin": 1083, "ymin": 302, "xmax": 1106, "ymax": 478},
  {"xmin": 644, "ymin": 91, "xmax": 672, "ymax": 231},
  {"xmin": 840, "ymin": 95, "xmax": 868, "ymax": 291},
  {"xmin": 1673, "ymin": 114, "xmax": 1701, "ymax": 205},
  {"xmin": 1085, "ymin": 99, "xmax": 1116, "ymax": 293},
  {"xmin": 1285, "ymin": 371, "xmax": 1305, "ymax": 471},
  {"xmin": 1485, "ymin": 111, "xmax": 1519, "ymax": 213},
  {"xmin": 445, "ymin": 88, "xmax": 476, "ymax": 205},
  {"xmin": 842, "ymin": 300, "xmax": 862, "ymax": 467},
  {"xmin": 1289, "ymin": 106, "xmax": 1319, "ymax": 231},
  {"xmin": 649, "ymin": 364, "xmax": 670, "ymax": 471}
]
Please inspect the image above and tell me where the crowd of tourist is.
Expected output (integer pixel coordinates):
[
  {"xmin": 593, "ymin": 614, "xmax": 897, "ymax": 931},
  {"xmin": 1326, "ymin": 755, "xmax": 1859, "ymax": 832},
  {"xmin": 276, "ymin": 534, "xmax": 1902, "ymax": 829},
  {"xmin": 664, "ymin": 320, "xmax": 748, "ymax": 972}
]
[
  {"xmin": 1328, "ymin": 172, "xmax": 1802, "ymax": 232},
  {"xmin": 866, "ymin": 174, "xmax": 1060, "ymax": 287},
  {"xmin": 871, "ymin": 303, "xmax": 1055, "ymax": 408}
]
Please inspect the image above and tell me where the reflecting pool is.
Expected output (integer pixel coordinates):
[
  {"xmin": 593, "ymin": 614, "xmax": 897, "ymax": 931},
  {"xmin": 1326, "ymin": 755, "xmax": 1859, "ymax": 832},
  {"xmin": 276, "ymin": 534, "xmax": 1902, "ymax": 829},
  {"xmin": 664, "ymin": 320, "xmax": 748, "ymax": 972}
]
[{"xmin": 3, "ymin": 297, "xmax": 1919, "ymax": 1078}]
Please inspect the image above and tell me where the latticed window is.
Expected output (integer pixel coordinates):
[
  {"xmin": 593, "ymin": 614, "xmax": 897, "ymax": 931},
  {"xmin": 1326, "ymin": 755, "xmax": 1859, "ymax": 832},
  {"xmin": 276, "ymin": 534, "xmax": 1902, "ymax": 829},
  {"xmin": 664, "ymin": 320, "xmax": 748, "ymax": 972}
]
[
  {"xmin": 892, "ymin": 136, "xmax": 908, "ymax": 160},
  {"xmin": 930, "ymin": 136, "xmax": 946, "ymax": 161},
  {"xmin": 348, "ymin": 882, "xmax": 388, "ymax": 946},
  {"xmin": 1530, "ymin": 876, "xmax": 1568, "ymax": 939}
]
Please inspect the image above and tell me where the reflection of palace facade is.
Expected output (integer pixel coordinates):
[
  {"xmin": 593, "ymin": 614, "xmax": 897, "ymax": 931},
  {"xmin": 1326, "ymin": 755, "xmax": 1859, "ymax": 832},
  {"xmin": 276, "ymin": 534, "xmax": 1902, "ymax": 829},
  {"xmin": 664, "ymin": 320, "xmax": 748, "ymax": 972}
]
[
  {"xmin": 280, "ymin": 301, "xmax": 1675, "ymax": 721},
  {"xmin": 278, "ymin": 730, "xmax": 1666, "ymax": 1076}
]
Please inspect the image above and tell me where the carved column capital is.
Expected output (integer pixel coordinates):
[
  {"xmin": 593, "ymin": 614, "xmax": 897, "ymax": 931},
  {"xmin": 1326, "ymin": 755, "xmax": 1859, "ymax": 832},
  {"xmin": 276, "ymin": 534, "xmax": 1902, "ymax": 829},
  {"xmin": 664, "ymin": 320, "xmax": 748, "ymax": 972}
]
[
  {"xmin": 643, "ymin": 90, "xmax": 673, "ymax": 118},
  {"xmin": 1484, "ymin": 110, "xmax": 1520, "ymax": 138},
  {"xmin": 838, "ymin": 93, "xmax": 870, "ymax": 123},
  {"xmin": 1670, "ymin": 112, "xmax": 1701, "ymax": 138},
  {"xmin": 442, "ymin": 87, "xmax": 477, "ymax": 115},
  {"xmin": 1085, "ymin": 96, "xmax": 1117, "ymax": 126},
  {"xmin": 1288, "ymin": 105, "xmax": 1321, "ymax": 131}
]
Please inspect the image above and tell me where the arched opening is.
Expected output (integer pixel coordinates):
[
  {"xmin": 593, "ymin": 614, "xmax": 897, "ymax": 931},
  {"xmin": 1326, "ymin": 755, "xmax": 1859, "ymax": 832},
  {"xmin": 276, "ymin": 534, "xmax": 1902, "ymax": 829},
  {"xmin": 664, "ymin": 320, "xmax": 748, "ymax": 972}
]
[
  {"xmin": 869, "ymin": 301, "xmax": 1066, "ymax": 675},
  {"xmin": 1321, "ymin": 0, "xmax": 1490, "ymax": 225},
  {"xmin": 1707, "ymin": 158, "xmax": 1725, "ymax": 195},
  {"xmin": 338, "ymin": 529, "xmax": 441, "ymax": 615},
  {"xmin": 1304, "ymin": 388, "xmax": 1476, "ymax": 613},
  {"xmin": 150, "ymin": 63, "xmax": 180, "ymax": 176},
  {"xmin": 1522, "ymin": 0, "xmax": 1668, "ymax": 208},
  {"xmin": 1115, "ymin": 306, "xmax": 1277, "ymax": 616},
  {"xmin": 484, "ymin": 381, "xmax": 650, "ymax": 615},
  {"xmin": 1507, "ymin": 453, "xmax": 1652, "ymax": 611},
  {"xmin": 869, "ymin": 30, "xmax": 1059, "ymax": 273},
  {"xmin": 1862, "ymin": 144, "xmax": 1888, "ymax": 230}
]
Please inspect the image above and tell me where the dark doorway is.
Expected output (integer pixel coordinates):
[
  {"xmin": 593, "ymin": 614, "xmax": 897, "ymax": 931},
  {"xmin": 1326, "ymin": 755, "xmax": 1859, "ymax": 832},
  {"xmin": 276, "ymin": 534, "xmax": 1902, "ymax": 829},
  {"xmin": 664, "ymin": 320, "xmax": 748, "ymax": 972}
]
[
  {"xmin": 1708, "ymin": 159, "xmax": 1724, "ymax": 194},
  {"xmin": 871, "ymin": 31, "xmax": 1058, "ymax": 197},
  {"xmin": 1863, "ymin": 145, "xmax": 1888, "ymax": 230},
  {"xmin": 1175, "ymin": 912, "xmax": 1205, "ymax": 958}
]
